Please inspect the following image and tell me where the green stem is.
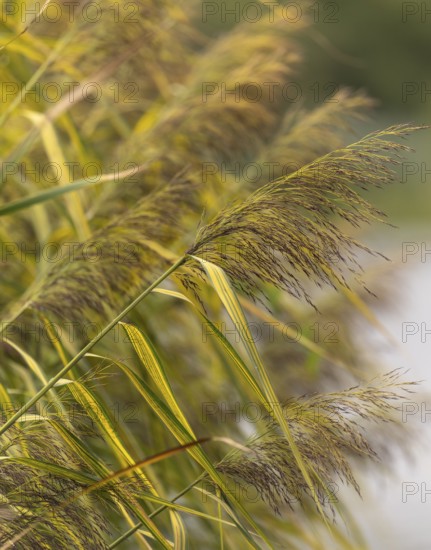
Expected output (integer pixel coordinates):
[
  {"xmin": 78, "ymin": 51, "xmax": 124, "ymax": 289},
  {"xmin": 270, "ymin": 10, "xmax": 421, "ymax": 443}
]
[
  {"xmin": 109, "ymin": 476, "xmax": 204, "ymax": 549},
  {"xmin": 0, "ymin": 255, "xmax": 187, "ymax": 436}
]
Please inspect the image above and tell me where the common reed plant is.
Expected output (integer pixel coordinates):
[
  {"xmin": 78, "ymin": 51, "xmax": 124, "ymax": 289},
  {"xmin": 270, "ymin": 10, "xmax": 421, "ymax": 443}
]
[{"xmin": 0, "ymin": 1, "xmax": 425, "ymax": 548}]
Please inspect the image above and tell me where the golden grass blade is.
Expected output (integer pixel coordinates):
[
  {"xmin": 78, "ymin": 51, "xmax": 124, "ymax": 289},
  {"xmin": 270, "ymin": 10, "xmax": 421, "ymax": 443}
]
[
  {"xmin": 192, "ymin": 257, "xmax": 332, "ymax": 527},
  {"xmin": 90, "ymin": 350, "xmax": 272, "ymax": 549}
]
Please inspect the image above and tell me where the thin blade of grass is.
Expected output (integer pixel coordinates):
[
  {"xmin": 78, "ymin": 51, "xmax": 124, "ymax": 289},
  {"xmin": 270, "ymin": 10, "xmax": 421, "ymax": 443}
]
[
  {"xmin": 192, "ymin": 257, "xmax": 332, "ymax": 528},
  {"xmin": 0, "ymin": 164, "xmax": 150, "ymax": 217},
  {"xmin": 90, "ymin": 350, "xmax": 272, "ymax": 549}
]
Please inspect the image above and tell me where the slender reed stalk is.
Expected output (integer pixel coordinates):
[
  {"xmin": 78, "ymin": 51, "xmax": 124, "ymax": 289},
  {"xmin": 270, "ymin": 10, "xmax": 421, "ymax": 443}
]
[
  {"xmin": 0, "ymin": 255, "xmax": 187, "ymax": 436},
  {"xmin": 108, "ymin": 475, "xmax": 205, "ymax": 549}
]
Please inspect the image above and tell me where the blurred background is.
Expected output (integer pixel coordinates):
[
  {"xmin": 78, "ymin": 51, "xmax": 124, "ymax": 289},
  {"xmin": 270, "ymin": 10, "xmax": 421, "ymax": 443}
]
[
  {"xmin": 295, "ymin": 1, "xmax": 430, "ymax": 548},
  {"xmin": 307, "ymin": 3, "xmax": 431, "ymax": 549}
]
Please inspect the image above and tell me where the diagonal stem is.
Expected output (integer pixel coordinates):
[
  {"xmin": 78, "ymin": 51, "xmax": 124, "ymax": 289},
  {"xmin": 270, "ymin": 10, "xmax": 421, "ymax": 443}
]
[
  {"xmin": 108, "ymin": 475, "xmax": 204, "ymax": 549},
  {"xmin": 0, "ymin": 255, "xmax": 187, "ymax": 436}
]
